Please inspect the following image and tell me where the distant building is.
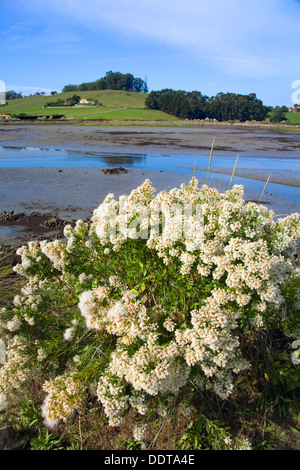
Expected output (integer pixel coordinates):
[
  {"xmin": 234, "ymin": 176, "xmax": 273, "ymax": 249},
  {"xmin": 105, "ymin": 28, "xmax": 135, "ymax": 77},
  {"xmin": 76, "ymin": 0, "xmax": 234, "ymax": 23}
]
[
  {"xmin": 79, "ymin": 98, "xmax": 95, "ymax": 104},
  {"xmin": 288, "ymin": 105, "xmax": 300, "ymax": 112},
  {"xmin": 0, "ymin": 115, "xmax": 11, "ymax": 119}
]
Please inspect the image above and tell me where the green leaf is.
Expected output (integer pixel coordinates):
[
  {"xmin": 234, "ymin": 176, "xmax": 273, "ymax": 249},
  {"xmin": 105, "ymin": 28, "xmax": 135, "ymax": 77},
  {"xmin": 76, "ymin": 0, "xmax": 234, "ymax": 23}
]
[{"xmin": 290, "ymin": 427, "xmax": 300, "ymax": 435}]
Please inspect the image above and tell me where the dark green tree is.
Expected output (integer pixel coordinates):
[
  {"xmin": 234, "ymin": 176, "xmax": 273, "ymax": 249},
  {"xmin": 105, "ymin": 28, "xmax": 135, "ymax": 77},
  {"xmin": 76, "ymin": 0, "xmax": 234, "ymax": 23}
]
[
  {"xmin": 62, "ymin": 84, "xmax": 78, "ymax": 92},
  {"xmin": 62, "ymin": 72, "xmax": 148, "ymax": 93},
  {"xmin": 146, "ymin": 89, "xmax": 268, "ymax": 122},
  {"xmin": 270, "ymin": 106, "xmax": 288, "ymax": 123},
  {"xmin": 6, "ymin": 90, "xmax": 23, "ymax": 100}
]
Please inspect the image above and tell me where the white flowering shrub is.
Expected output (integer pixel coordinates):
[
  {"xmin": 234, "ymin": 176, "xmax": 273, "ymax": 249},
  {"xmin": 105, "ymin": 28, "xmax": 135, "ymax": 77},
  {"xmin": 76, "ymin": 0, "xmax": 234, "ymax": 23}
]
[{"xmin": 0, "ymin": 178, "xmax": 299, "ymax": 439}]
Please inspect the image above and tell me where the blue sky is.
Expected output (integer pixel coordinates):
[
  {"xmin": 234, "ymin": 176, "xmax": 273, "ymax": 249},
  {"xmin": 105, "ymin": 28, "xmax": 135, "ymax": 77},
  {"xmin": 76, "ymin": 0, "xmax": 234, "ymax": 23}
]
[{"xmin": 1, "ymin": 0, "xmax": 300, "ymax": 106}]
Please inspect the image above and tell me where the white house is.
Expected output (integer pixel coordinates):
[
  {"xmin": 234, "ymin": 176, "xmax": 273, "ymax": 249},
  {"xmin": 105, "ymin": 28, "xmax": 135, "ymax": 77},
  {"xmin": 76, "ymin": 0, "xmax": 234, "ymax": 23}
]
[{"xmin": 79, "ymin": 98, "xmax": 95, "ymax": 105}]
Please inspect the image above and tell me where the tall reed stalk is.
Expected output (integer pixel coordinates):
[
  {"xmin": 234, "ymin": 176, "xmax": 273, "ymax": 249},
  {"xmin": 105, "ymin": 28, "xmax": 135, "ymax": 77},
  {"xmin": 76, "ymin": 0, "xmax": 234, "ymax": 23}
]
[
  {"xmin": 259, "ymin": 175, "xmax": 271, "ymax": 203},
  {"xmin": 206, "ymin": 138, "xmax": 215, "ymax": 184},
  {"xmin": 229, "ymin": 155, "xmax": 239, "ymax": 188}
]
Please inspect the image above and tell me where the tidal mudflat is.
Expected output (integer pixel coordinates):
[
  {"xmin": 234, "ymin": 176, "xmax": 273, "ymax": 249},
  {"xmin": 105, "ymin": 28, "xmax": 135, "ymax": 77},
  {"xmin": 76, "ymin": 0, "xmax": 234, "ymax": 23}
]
[
  {"xmin": 1, "ymin": 123, "xmax": 300, "ymax": 158},
  {"xmin": 0, "ymin": 123, "xmax": 299, "ymax": 245}
]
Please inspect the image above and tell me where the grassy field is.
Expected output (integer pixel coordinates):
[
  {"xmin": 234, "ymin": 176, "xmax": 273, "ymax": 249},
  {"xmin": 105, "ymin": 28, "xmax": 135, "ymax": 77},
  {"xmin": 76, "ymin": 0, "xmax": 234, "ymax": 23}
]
[
  {"xmin": 0, "ymin": 90, "xmax": 178, "ymax": 122},
  {"xmin": 2, "ymin": 91, "xmax": 300, "ymax": 125},
  {"xmin": 286, "ymin": 112, "xmax": 300, "ymax": 124}
]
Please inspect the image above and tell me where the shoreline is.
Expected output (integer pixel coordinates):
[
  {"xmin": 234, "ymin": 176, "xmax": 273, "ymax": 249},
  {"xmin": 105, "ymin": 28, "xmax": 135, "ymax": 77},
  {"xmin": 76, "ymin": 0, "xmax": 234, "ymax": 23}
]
[
  {"xmin": 176, "ymin": 166, "xmax": 300, "ymax": 188},
  {"xmin": 1, "ymin": 119, "xmax": 300, "ymax": 130}
]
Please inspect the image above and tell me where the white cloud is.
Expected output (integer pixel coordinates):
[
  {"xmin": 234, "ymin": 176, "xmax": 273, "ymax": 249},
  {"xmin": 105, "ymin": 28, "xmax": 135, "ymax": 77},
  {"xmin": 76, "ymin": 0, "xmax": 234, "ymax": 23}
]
[
  {"xmin": 12, "ymin": 0, "xmax": 300, "ymax": 79},
  {"xmin": 6, "ymin": 85, "xmax": 59, "ymax": 95}
]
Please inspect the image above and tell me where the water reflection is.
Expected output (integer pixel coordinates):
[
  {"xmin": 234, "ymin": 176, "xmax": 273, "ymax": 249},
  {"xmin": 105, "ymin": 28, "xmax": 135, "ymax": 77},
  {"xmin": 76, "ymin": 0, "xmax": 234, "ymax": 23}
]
[
  {"xmin": 75, "ymin": 153, "xmax": 148, "ymax": 166},
  {"xmin": 0, "ymin": 146, "xmax": 148, "ymax": 167},
  {"xmin": 0, "ymin": 145, "xmax": 299, "ymax": 204}
]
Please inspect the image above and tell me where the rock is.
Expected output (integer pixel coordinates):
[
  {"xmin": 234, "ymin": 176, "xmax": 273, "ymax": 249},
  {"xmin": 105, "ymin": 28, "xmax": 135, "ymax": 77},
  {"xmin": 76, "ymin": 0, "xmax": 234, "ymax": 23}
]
[
  {"xmin": 43, "ymin": 215, "xmax": 68, "ymax": 228},
  {"xmin": 30, "ymin": 212, "xmax": 42, "ymax": 217},
  {"xmin": 0, "ymin": 211, "xmax": 25, "ymax": 221},
  {"xmin": 102, "ymin": 167, "xmax": 128, "ymax": 175}
]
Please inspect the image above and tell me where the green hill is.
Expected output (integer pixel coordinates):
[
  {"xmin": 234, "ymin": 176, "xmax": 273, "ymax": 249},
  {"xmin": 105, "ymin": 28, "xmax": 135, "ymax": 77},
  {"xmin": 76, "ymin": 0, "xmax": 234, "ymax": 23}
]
[{"xmin": 1, "ymin": 90, "xmax": 178, "ymax": 122}]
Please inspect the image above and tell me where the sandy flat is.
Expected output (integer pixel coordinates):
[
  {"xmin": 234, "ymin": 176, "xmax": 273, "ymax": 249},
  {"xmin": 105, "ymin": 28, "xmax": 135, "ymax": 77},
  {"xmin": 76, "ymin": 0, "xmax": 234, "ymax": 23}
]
[{"xmin": 0, "ymin": 166, "xmax": 198, "ymax": 220}]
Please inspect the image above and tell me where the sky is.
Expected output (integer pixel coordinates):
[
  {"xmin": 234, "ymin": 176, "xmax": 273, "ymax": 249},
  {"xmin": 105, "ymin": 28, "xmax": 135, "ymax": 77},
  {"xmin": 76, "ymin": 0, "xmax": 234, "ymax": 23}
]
[{"xmin": 1, "ymin": 0, "xmax": 300, "ymax": 107}]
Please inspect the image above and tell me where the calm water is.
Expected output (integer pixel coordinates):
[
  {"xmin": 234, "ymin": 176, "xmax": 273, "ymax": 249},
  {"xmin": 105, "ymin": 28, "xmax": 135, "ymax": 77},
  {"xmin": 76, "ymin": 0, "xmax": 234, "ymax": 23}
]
[{"xmin": 1, "ymin": 145, "xmax": 300, "ymax": 204}]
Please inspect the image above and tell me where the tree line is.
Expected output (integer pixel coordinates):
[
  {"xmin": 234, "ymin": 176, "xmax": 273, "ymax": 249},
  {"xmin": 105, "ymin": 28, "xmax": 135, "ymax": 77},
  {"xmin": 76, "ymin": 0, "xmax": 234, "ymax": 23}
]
[
  {"xmin": 62, "ymin": 71, "xmax": 148, "ymax": 93},
  {"xmin": 2, "ymin": 81, "xmax": 292, "ymax": 123},
  {"xmin": 45, "ymin": 94, "xmax": 82, "ymax": 107},
  {"xmin": 5, "ymin": 90, "xmax": 24, "ymax": 100},
  {"xmin": 145, "ymin": 89, "xmax": 269, "ymax": 122}
]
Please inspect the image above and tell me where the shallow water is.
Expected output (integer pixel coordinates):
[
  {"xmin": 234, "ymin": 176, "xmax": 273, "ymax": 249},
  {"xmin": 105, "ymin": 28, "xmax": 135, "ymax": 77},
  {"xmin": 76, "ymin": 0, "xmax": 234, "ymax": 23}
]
[
  {"xmin": 0, "ymin": 145, "xmax": 300, "ymax": 204},
  {"xmin": 0, "ymin": 225, "xmax": 26, "ymax": 245}
]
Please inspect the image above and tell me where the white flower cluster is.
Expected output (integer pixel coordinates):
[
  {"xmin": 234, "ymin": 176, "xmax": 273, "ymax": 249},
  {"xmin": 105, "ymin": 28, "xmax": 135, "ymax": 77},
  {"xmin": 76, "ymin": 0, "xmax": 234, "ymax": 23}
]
[
  {"xmin": 90, "ymin": 179, "xmax": 205, "ymax": 256},
  {"xmin": 96, "ymin": 374, "xmax": 129, "ymax": 427},
  {"xmin": 40, "ymin": 239, "xmax": 67, "ymax": 270},
  {"xmin": 1, "ymin": 178, "xmax": 299, "ymax": 439},
  {"xmin": 77, "ymin": 285, "xmax": 248, "ymax": 425},
  {"xmin": 82, "ymin": 179, "xmax": 300, "ymax": 425},
  {"xmin": 41, "ymin": 374, "xmax": 87, "ymax": 428},
  {"xmin": 133, "ymin": 422, "xmax": 148, "ymax": 441},
  {"xmin": 0, "ymin": 336, "xmax": 40, "ymax": 411},
  {"xmin": 89, "ymin": 179, "xmax": 299, "ymax": 280},
  {"xmin": 13, "ymin": 241, "xmax": 41, "ymax": 276}
]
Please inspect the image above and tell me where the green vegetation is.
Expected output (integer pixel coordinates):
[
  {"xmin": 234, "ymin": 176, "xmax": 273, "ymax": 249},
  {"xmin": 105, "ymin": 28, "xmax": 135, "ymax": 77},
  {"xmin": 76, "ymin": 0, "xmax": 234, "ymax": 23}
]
[
  {"xmin": 0, "ymin": 246, "xmax": 23, "ymax": 308},
  {"xmin": 269, "ymin": 106, "xmax": 289, "ymax": 123},
  {"xmin": 1, "ymin": 81, "xmax": 300, "ymax": 125},
  {"xmin": 45, "ymin": 93, "xmax": 81, "ymax": 108},
  {"xmin": 1, "ymin": 90, "xmax": 177, "ymax": 122},
  {"xmin": 146, "ymin": 90, "xmax": 268, "ymax": 122},
  {"xmin": 0, "ymin": 178, "xmax": 300, "ymax": 451},
  {"xmin": 286, "ymin": 112, "xmax": 300, "ymax": 124},
  {"xmin": 5, "ymin": 90, "xmax": 23, "ymax": 100},
  {"xmin": 63, "ymin": 71, "xmax": 148, "ymax": 93}
]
